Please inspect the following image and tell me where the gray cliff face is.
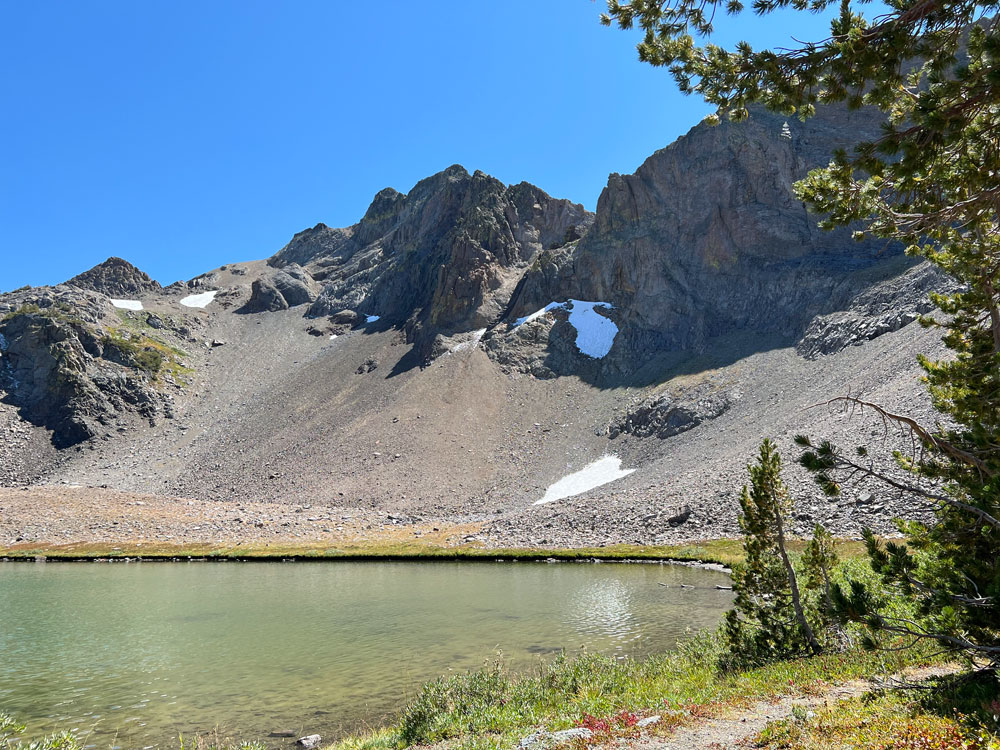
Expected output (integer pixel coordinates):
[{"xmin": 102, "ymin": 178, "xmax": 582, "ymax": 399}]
[
  {"xmin": 491, "ymin": 104, "xmax": 903, "ymax": 379},
  {"xmin": 67, "ymin": 257, "xmax": 162, "ymax": 298},
  {"xmin": 0, "ymin": 288, "xmax": 169, "ymax": 447},
  {"xmin": 270, "ymin": 165, "xmax": 593, "ymax": 360}
]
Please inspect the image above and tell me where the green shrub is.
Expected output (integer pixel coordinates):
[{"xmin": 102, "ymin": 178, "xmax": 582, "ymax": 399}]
[{"xmin": 101, "ymin": 334, "xmax": 164, "ymax": 375}]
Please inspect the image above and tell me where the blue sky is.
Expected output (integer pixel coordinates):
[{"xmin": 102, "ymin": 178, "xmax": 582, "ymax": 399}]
[{"xmin": 1, "ymin": 1, "xmax": 841, "ymax": 290}]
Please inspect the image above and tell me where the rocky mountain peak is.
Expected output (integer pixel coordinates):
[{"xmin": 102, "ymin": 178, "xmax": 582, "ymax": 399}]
[
  {"xmin": 265, "ymin": 164, "xmax": 592, "ymax": 364},
  {"xmin": 66, "ymin": 257, "xmax": 161, "ymax": 298},
  {"xmin": 489, "ymin": 102, "xmax": 902, "ymax": 383}
]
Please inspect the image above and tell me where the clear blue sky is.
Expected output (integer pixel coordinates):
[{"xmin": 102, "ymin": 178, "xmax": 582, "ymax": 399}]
[{"xmin": 1, "ymin": 0, "xmax": 841, "ymax": 290}]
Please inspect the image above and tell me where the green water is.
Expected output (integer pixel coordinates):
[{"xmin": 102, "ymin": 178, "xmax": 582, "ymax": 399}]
[{"xmin": 0, "ymin": 560, "xmax": 732, "ymax": 748}]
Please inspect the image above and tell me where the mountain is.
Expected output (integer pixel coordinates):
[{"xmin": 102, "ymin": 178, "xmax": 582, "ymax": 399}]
[
  {"xmin": 0, "ymin": 103, "xmax": 952, "ymax": 549},
  {"xmin": 66, "ymin": 257, "xmax": 162, "ymax": 298},
  {"xmin": 268, "ymin": 165, "xmax": 592, "ymax": 362}
]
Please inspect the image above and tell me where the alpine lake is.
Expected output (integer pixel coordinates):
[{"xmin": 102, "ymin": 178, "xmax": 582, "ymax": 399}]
[{"xmin": 0, "ymin": 560, "xmax": 733, "ymax": 748}]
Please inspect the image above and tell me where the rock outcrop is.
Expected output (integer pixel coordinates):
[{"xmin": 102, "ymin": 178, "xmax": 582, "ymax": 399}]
[
  {"xmin": 608, "ymin": 378, "xmax": 741, "ymax": 440},
  {"xmin": 487, "ymin": 104, "xmax": 914, "ymax": 381},
  {"xmin": 67, "ymin": 257, "xmax": 161, "ymax": 298},
  {"xmin": 0, "ymin": 288, "xmax": 174, "ymax": 447},
  {"xmin": 241, "ymin": 264, "xmax": 321, "ymax": 313},
  {"xmin": 796, "ymin": 261, "xmax": 958, "ymax": 359},
  {"xmin": 270, "ymin": 166, "xmax": 593, "ymax": 361}
]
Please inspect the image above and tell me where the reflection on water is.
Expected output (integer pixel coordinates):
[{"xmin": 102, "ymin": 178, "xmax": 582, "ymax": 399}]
[
  {"xmin": 0, "ymin": 561, "xmax": 732, "ymax": 747},
  {"xmin": 567, "ymin": 578, "xmax": 636, "ymax": 640}
]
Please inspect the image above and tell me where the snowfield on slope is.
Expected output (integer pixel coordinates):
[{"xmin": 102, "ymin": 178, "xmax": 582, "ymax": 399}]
[
  {"xmin": 534, "ymin": 455, "xmax": 636, "ymax": 505},
  {"xmin": 448, "ymin": 328, "xmax": 487, "ymax": 354},
  {"xmin": 515, "ymin": 300, "xmax": 618, "ymax": 358},
  {"xmin": 110, "ymin": 299, "xmax": 143, "ymax": 311},
  {"xmin": 180, "ymin": 290, "xmax": 218, "ymax": 308}
]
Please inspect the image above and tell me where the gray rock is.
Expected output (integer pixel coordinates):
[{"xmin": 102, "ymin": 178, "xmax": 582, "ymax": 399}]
[
  {"xmin": 636, "ymin": 716, "xmax": 661, "ymax": 728},
  {"xmin": 609, "ymin": 381, "xmax": 739, "ymax": 440},
  {"xmin": 245, "ymin": 277, "xmax": 288, "ymax": 313},
  {"xmin": 355, "ymin": 358, "xmax": 378, "ymax": 375},
  {"xmin": 796, "ymin": 262, "xmax": 958, "ymax": 358},
  {"xmin": 241, "ymin": 264, "xmax": 320, "ymax": 313},
  {"xmin": 66, "ymin": 257, "xmax": 161, "ymax": 298},
  {"xmin": 270, "ymin": 165, "xmax": 591, "ymax": 364},
  {"xmin": 272, "ymin": 264, "xmax": 319, "ymax": 307},
  {"xmin": 517, "ymin": 728, "xmax": 592, "ymax": 750},
  {"xmin": 329, "ymin": 309, "xmax": 364, "ymax": 327},
  {"xmin": 551, "ymin": 728, "xmax": 592, "ymax": 742},
  {"xmin": 295, "ymin": 735, "xmax": 321, "ymax": 748}
]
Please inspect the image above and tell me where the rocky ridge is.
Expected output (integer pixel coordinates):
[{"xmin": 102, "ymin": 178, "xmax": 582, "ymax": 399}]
[
  {"xmin": 0, "ymin": 101, "xmax": 959, "ymax": 548},
  {"xmin": 796, "ymin": 261, "xmax": 959, "ymax": 359},
  {"xmin": 483, "ymin": 104, "xmax": 902, "ymax": 382},
  {"xmin": 66, "ymin": 256, "xmax": 162, "ymax": 298},
  {"xmin": 270, "ymin": 166, "xmax": 593, "ymax": 362},
  {"xmin": 0, "ymin": 286, "xmax": 188, "ymax": 447}
]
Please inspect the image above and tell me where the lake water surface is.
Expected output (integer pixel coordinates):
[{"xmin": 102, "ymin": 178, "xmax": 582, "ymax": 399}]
[{"xmin": 0, "ymin": 560, "xmax": 732, "ymax": 747}]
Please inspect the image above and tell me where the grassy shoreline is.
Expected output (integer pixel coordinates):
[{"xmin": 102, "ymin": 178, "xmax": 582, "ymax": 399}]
[{"xmin": 0, "ymin": 538, "xmax": 868, "ymax": 566}]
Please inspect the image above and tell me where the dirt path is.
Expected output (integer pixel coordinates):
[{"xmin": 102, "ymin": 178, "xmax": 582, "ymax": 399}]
[{"xmin": 628, "ymin": 665, "xmax": 953, "ymax": 750}]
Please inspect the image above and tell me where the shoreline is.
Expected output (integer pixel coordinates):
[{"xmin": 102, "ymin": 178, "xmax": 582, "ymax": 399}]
[
  {"xmin": 0, "ymin": 538, "xmax": 867, "ymax": 567},
  {"xmin": 0, "ymin": 485, "xmax": 867, "ymax": 567},
  {"xmin": 0, "ymin": 540, "xmax": 740, "ymax": 567}
]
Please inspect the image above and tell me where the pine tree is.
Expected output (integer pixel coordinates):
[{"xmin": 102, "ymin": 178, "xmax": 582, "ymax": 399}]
[{"xmin": 723, "ymin": 439, "xmax": 821, "ymax": 667}]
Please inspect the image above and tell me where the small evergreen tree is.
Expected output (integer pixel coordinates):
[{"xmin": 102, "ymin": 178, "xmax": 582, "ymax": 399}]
[{"xmin": 723, "ymin": 439, "xmax": 822, "ymax": 667}]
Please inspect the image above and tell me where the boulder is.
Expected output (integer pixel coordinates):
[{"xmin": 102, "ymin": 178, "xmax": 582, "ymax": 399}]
[
  {"xmin": 240, "ymin": 264, "xmax": 320, "ymax": 313},
  {"xmin": 329, "ymin": 309, "xmax": 364, "ymax": 327},
  {"xmin": 608, "ymin": 381, "xmax": 739, "ymax": 440},
  {"xmin": 272, "ymin": 265, "xmax": 319, "ymax": 307}
]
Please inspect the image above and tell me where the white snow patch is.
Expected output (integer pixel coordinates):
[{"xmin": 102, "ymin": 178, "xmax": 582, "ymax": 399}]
[
  {"xmin": 515, "ymin": 302, "xmax": 563, "ymax": 327},
  {"xmin": 329, "ymin": 333, "xmax": 338, "ymax": 340},
  {"xmin": 514, "ymin": 299, "xmax": 619, "ymax": 359},
  {"xmin": 564, "ymin": 300, "xmax": 618, "ymax": 358},
  {"xmin": 110, "ymin": 299, "xmax": 143, "ymax": 311},
  {"xmin": 534, "ymin": 455, "xmax": 636, "ymax": 505},
  {"xmin": 180, "ymin": 290, "xmax": 218, "ymax": 308},
  {"xmin": 366, "ymin": 315, "xmax": 380, "ymax": 323},
  {"xmin": 448, "ymin": 328, "xmax": 487, "ymax": 354}
]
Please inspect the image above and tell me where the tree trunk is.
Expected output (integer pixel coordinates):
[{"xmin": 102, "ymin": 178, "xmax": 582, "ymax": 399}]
[{"xmin": 774, "ymin": 508, "xmax": 823, "ymax": 655}]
